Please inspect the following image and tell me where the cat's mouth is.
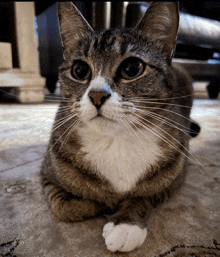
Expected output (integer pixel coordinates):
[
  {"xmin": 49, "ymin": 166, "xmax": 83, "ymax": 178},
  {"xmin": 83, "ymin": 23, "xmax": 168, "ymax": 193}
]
[
  {"xmin": 90, "ymin": 114, "xmax": 116, "ymax": 123},
  {"xmin": 87, "ymin": 113, "xmax": 123, "ymax": 135}
]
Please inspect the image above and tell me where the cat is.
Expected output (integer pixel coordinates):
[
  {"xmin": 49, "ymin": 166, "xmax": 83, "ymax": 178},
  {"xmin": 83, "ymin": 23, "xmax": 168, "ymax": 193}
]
[{"xmin": 40, "ymin": 1, "xmax": 199, "ymax": 253}]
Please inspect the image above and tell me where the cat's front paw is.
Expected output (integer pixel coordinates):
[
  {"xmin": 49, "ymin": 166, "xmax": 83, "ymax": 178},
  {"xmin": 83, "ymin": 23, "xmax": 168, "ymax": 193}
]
[{"xmin": 102, "ymin": 222, "xmax": 147, "ymax": 252}]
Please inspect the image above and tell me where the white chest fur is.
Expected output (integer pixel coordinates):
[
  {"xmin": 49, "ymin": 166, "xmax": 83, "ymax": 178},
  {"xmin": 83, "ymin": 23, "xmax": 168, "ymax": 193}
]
[{"xmin": 78, "ymin": 126, "xmax": 163, "ymax": 193}]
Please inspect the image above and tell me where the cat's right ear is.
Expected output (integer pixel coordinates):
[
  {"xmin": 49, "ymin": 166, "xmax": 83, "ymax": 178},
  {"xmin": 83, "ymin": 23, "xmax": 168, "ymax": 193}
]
[
  {"xmin": 133, "ymin": 2, "xmax": 179, "ymax": 61},
  {"xmin": 57, "ymin": 2, "xmax": 93, "ymax": 60}
]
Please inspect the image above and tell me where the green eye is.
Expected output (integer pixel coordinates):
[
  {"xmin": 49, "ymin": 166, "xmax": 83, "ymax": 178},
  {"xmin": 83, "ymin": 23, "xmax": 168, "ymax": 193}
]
[
  {"xmin": 71, "ymin": 60, "xmax": 91, "ymax": 81},
  {"xmin": 120, "ymin": 57, "xmax": 144, "ymax": 80}
]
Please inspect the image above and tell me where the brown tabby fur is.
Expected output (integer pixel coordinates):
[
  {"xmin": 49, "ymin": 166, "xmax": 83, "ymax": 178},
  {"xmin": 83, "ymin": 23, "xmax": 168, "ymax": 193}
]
[{"xmin": 40, "ymin": 1, "xmax": 195, "ymax": 248}]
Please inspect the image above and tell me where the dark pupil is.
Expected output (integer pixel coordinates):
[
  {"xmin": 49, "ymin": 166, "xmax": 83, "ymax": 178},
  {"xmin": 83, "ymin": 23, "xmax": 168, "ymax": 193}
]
[
  {"xmin": 74, "ymin": 62, "xmax": 89, "ymax": 79},
  {"xmin": 125, "ymin": 61, "xmax": 141, "ymax": 77}
]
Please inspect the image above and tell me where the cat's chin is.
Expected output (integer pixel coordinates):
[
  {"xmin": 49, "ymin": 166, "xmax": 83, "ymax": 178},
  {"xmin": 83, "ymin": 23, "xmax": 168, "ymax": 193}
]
[{"xmin": 86, "ymin": 116, "xmax": 124, "ymax": 135}]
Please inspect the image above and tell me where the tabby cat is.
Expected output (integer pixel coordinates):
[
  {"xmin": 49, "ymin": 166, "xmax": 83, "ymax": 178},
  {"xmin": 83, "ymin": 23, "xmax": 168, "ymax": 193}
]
[{"xmin": 40, "ymin": 2, "xmax": 198, "ymax": 252}]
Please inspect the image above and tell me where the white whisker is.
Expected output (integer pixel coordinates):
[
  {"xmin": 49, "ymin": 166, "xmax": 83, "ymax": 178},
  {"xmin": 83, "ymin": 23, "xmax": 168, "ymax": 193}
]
[
  {"xmin": 122, "ymin": 113, "xmax": 164, "ymax": 155},
  {"xmin": 51, "ymin": 113, "xmax": 78, "ymax": 134},
  {"xmin": 132, "ymin": 107, "xmax": 192, "ymax": 136},
  {"xmin": 130, "ymin": 99, "xmax": 192, "ymax": 109},
  {"xmin": 46, "ymin": 116, "xmax": 80, "ymax": 157},
  {"xmin": 131, "ymin": 105, "xmax": 194, "ymax": 124},
  {"xmin": 131, "ymin": 114, "xmax": 192, "ymax": 162},
  {"xmin": 124, "ymin": 93, "xmax": 196, "ymax": 102},
  {"xmin": 132, "ymin": 112, "xmax": 206, "ymax": 170},
  {"xmin": 57, "ymin": 119, "xmax": 81, "ymax": 153}
]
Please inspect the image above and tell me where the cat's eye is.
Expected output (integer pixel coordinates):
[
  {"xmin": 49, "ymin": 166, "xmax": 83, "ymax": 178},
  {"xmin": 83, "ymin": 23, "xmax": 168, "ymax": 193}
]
[
  {"xmin": 71, "ymin": 60, "xmax": 91, "ymax": 81},
  {"xmin": 120, "ymin": 57, "xmax": 145, "ymax": 80}
]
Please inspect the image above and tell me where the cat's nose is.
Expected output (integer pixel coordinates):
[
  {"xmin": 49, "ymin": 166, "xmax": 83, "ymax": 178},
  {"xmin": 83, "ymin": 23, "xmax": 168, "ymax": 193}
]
[{"xmin": 88, "ymin": 90, "xmax": 111, "ymax": 109}]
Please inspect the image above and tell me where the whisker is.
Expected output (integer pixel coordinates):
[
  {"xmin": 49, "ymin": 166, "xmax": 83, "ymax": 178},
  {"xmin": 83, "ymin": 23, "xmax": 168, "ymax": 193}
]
[
  {"xmin": 122, "ymin": 114, "xmax": 148, "ymax": 149},
  {"xmin": 57, "ymin": 119, "xmax": 81, "ymax": 154},
  {"xmin": 132, "ymin": 112, "xmax": 206, "ymax": 170},
  {"xmin": 132, "ymin": 107, "xmax": 193, "ymax": 136},
  {"xmin": 146, "ymin": 112, "xmax": 192, "ymax": 136},
  {"xmin": 0, "ymin": 101, "xmax": 58, "ymax": 109},
  {"xmin": 130, "ymin": 99, "xmax": 192, "ymax": 109},
  {"xmin": 124, "ymin": 93, "xmax": 197, "ymax": 102},
  {"xmin": 46, "ymin": 115, "xmax": 79, "ymax": 157},
  {"xmin": 131, "ymin": 114, "xmax": 192, "ymax": 162},
  {"xmin": 2, "ymin": 108, "xmax": 77, "ymax": 146},
  {"xmin": 45, "ymin": 98, "xmax": 75, "ymax": 103},
  {"xmin": 1, "ymin": 121, "xmax": 53, "ymax": 147},
  {"xmin": 0, "ymin": 88, "xmax": 77, "ymax": 103},
  {"xmin": 1, "ymin": 111, "xmax": 56, "ymax": 124},
  {"xmin": 122, "ymin": 113, "xmax": 164, "ymax": 155},
  {"xmin": 51, "ymin": 113, "xmax": 78, "ymax": 134},
  {"xmin": 1, "ymin": 108, "xmax": 72, "ymax": 141},
  {"xmin": 131, "ymin": 105, "xmax": 194, "ymax": 125},
  {"xmin": 50, "ymin": 106, "xmax": 77, "ymax": 116}
]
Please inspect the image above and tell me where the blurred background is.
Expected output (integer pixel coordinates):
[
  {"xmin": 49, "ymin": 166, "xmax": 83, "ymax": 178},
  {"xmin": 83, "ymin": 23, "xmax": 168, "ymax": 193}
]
[{"xmin": 0, "ymin": 1, "xmax": 220, "ymax": 102}]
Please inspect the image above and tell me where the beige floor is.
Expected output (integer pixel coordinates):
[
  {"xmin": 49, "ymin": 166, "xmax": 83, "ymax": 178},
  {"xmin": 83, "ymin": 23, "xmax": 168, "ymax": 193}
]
[{"xmin": 0, "ymin": 94, "xmax": 220, "ymax": 256}]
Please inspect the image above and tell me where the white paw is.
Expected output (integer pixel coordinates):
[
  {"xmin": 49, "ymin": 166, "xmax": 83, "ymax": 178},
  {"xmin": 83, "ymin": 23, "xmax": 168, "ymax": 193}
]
[{"xmin": 102, "ymin": 222, "xmax": 147, "ymax": 252}]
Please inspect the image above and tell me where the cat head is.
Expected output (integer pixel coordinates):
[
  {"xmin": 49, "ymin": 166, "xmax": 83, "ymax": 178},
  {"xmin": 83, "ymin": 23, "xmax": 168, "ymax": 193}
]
[{"xmin": 57, "ymin": 2, "xmax": 179, "ymax": 135}]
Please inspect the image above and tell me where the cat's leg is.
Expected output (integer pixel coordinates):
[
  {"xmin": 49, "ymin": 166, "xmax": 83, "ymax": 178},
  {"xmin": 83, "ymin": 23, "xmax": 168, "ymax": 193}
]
[
  {"xmin": 103, "ymin": 193, "xmax": 168, "ymax": 252},
  {"xmin": 103, "ymin": 197, "xmax": 150, "ymax": 252},
  {"xmin": 42, "ymin": 178, "xmax": 109, "ymax": 222}
]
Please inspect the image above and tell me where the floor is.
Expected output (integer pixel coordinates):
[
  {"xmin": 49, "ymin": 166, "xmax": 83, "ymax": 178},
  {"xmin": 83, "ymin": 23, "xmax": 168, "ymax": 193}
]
[{"xmin": 0, "ymin": 90, "xmax": 220, "ymax": 256}]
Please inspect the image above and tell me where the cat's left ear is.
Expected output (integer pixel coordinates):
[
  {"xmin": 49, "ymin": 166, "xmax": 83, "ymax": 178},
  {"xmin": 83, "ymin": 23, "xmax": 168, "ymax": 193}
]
[
  {"xmin": 133, "ymin": 2, "xmax": 179, "ymax": 61},
  {"xmin": 57, "ymin": 2, "xmax": 93, "ymax": 60}
]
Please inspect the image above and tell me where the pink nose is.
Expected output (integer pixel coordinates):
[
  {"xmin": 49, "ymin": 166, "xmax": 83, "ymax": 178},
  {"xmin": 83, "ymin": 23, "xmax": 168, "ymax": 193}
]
[{"xmin": 88, "ymin": 90, "xmax": 111, "ymax": 109}]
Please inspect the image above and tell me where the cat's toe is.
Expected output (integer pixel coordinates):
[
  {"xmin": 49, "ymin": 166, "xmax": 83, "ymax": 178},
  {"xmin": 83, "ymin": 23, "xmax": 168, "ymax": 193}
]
[
  {"xmin": 102, "ymin": 223, "xmax": 147, "ymax": 252},
  {"xmin": 102, "ymin": 222, "xmax": 114, "ymax": 238},
  {"xmin": 119, "ymin": 224, "xmax": 147, "ymax": 252}
]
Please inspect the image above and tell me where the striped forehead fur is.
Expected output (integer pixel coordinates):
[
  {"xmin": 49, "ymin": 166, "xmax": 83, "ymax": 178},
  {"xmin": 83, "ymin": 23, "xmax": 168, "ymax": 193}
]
[
  {"xmin": 82, "ymin": 30, "xmax": 132, "ymax": 57},
  {"xmin": 69, "ymin": 29, "xmax": 168, "ymax": 71}
]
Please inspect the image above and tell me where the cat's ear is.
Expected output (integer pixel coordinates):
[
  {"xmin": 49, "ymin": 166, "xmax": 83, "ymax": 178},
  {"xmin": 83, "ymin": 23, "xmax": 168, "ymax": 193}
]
[
  {"xmin": 133, "ymin": 2, "xmax": 179, "ymax": 60},
  {"xmin": 57, "ymin": 2, "xmax": 93, "ymax": 59}
]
